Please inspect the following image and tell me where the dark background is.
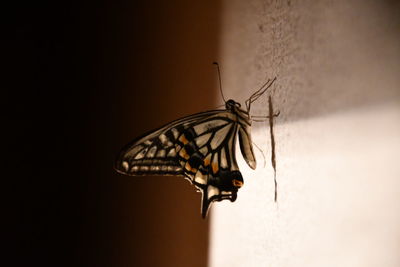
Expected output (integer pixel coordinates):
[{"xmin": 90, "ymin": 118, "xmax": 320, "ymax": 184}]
[{"xmin": 6, "ymin": 1, "xmax": 219, "ymax": 266}]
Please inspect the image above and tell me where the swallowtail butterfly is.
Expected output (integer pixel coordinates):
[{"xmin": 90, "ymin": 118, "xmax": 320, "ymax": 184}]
[{"xmin": 115, "ymin": 76, "xmax": 277, "ymax": 218}]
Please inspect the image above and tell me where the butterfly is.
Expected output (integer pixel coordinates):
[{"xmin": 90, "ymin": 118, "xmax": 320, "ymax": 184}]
[{"xmin": 115, "ymin": 75, "xmax": 277, "ymax": 218}]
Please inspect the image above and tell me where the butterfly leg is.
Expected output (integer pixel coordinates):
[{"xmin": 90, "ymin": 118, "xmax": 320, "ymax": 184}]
[
  {"xmin": 251, "ymin": 111, "xmax": 280, "ymax": 122},
  {"xmin": 252, "ymin": 141, "xmax": 266, "ymax": 168}
]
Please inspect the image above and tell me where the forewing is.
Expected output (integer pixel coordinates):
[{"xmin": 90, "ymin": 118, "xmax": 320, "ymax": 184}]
[{"xmin": 115, "ymin": 110, "xmax": 222, "ymax": 176}]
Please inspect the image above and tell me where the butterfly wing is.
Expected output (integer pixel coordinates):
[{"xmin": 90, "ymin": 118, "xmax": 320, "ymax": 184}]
[
  {"xmin": 115, "ymin": 110, "xmax": 223, "ymax": 176},
  {"xmin": 115, "ymin": 109, "xmax": 254, "ymax": 218}
]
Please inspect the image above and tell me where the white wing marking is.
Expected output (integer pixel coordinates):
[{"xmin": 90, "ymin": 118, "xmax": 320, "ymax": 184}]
[
  {"xmin": 195, "ymin": 171, "xmax": 207, "ymax": 185},
  {"xmin": 220, "ymin": 148, "xmax": 228, "ymax": 169},
  {"xmin": 146, "ymin": 146, "xmax": 157, "ymax": 158},
  {"xmin": 210, "ymin": 124, "xmax": 232, "ymax": 150},
  {"xmin": 195, "ymin": 132, "xmax": 212, "ymax": 148}
]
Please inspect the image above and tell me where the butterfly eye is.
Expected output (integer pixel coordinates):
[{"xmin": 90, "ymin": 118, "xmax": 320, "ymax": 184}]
[
  {"xmin": 225, "ymin": 99, "xmax": 235, "ymax": 108},
  {"xmin": 226, "ymin": 100, "xmax": 241, "ymax": 110},
  {"xmin": 232, "ymin": 179, "xmax": 243, "ymax": 188}
]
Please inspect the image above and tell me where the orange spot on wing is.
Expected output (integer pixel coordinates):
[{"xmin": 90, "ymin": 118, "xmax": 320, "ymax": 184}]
[
  {"xmin": 185, "ymin": 162, "xmax": 197, "ymax": 173},
  {"xmin": 179, "ymin": 135, "xmax": 189, "ymax": 144},
  {"xmin": 212, "ymin": 162, "xmax": 219, "ymax": 174},
  {"xmin": 204, "ymin": 156, "xmax": 211, "ymax": 166},
  {"xmin": 232, "ymin": 179, "xmax": 243, "ymax": 188},
  {"xmin": 179, "ymin": 148, "xmax": 190, "ymax": 160}
]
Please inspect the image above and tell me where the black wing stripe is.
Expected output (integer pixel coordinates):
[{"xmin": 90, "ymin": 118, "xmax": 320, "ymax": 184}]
[
  {"xmin": 184, "ymin": 128, "xmax": 197, "ymax": 142},
  {"xmin": 195, "ymin": 121, "xmax": 231, "ymax": 137},
  {"xmin": 183, "ymin": 143, "xmax": 195, "ymax": 156},
  {"xmin": 165, "ymin": 130, "xmax": 176, "ymax": 143},
  {"xmin": 174, "ymin": 125, "xmax": 185, "ymax": 137},
  {"xmin": 188, "ymin": 153, "xmax": 203, "ymax": 170},
  {"xmin": 193, "ymin": 119, "xmax": 229, "ymax": 135}
]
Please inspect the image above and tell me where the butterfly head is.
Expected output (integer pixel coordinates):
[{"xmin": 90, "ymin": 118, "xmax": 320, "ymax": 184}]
[{"xmin": 225, "ymin": 99, "xmax": 241, "ymax": 111}]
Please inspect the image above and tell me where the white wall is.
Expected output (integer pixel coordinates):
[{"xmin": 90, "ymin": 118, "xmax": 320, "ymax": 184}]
[{"xmin": 209, "ymin": 1, "xmax": 400, "ymax": 266}]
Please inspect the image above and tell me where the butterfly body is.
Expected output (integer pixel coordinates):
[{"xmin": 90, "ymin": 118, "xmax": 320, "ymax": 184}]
[
  {"xmin": 116, "ymin": 74, "xmax": 278, "ymax": 218},
  {"xmin": 115, "ymin": 99, "xmax": 258, "ymax": 218}
]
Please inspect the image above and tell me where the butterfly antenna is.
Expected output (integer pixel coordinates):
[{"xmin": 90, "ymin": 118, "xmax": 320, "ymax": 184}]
[
  {"xmin": 213, "ymin": 62, "xmax": 226, "ymax": 103},
  {"xmin": 245, "ymin": 77, "xmax": 277, "ymax": 112}
]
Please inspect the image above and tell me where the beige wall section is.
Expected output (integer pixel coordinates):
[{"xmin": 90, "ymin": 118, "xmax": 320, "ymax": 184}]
[{"xmin": 210, "ymin": 1, "xmax": 400, "ymax": 266}]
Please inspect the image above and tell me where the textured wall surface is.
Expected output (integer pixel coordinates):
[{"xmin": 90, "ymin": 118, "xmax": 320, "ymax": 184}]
[{"xmin": 209, "ymin": 1, "xmax": 400, "ymax": 266}]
